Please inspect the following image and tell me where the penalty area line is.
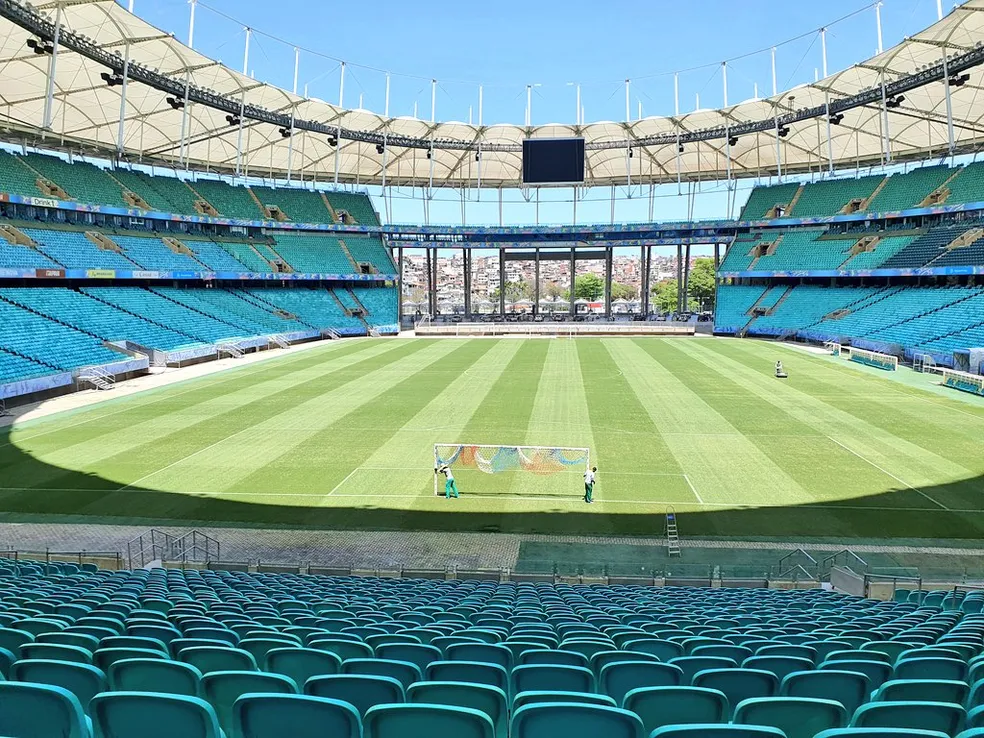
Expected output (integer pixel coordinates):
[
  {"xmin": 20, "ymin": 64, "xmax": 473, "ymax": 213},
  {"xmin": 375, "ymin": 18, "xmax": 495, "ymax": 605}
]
[{"xmin": 683, "ymin": 474, "xmax": 704, "ymax": 504}]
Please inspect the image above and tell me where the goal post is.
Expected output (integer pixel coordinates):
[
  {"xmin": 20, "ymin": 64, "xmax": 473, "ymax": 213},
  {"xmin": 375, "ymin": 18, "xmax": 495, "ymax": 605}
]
[
  {"xmin": 434, "ymin": 443, "xmax": 591, "ymax": 497},
  {"xmin": 846, "ymin": 346, "xmax": 898, "ymax": 371},
  {"xmin": 824, "ymin": 341, "xmax": 842, "ymax": 356}
]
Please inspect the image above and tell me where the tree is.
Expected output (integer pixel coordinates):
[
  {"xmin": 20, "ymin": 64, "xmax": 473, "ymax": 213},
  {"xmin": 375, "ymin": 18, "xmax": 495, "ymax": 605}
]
[
  {"xmin": 573, "ymin": 273, "xmax": 605, "ymax": 301},
  {"xmin": 652, "ymin": 279, "xmax": 698, "ymax": 314},
  {"xmin": 688, "ymin": 257, "xmax": 717, "ymax": 310},
  {"xmin": 611, "ymin": 282, "xmax": 638, "ymax": 300},
  {"xmin": 490, "ymin": 280, "xmax": 533, "ymax": 303},
  {"xmin": 545, "ymin": 282, "xmax": 566, "ymax": 299}
]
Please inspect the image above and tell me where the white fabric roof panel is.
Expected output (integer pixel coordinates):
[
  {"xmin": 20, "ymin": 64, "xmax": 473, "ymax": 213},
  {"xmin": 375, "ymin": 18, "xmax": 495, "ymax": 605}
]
[{"xmin": 0, "ymin": 0, "xmax": 981, "ymax": 187}]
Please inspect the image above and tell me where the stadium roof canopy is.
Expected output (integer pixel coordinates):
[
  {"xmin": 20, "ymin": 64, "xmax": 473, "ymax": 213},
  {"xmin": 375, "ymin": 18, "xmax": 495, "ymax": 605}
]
[{"xmin": 0, "ymin": 0, "xmax": 983, "ymax": 188}]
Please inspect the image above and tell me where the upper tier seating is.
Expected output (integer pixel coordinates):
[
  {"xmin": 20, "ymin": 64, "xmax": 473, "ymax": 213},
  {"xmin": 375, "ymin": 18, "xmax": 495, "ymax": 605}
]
[
  {"xmin": 789, "ymin": 176, "xmax": 883, "ymax": 218},
  {"xmin": 179, "ymin": 239, "xmax": 255, "ymax": 272},
  {"xmin": 866, "ymin": 165, "xmax": 954, "ymax": 212},
  {"xmin": 109, "ymin": 169, "xmax": 201, "ymax": 215},
  {"xmin": 0, "ymin": 561, "xmax": 980, "ymax": 738},
  {"xmin": 217, "ymin": 241, "xmax": 275, "ymax": 273},
  {"xmin": 189, "ymin": 179, "xmax": 264, "ymax": 219},
  {"xmin": 21, "ymin": 228, "xmax": 138, "ymax": 271},
  {"xmin": 942, "ymin": 161, "xmax": 984, "ymax": 205},
  {"xmin": 250, "ymin": 186, "xmax": 334, "ymax": 223},
  {"xmin": 738, "ymin": 183, "xmax": 801, "ymax": 220},
  {"xmin": 344, "ymin": 236, "xmax": 395, "ymax": 273},
  {"xmin": 0, "ymin": 238, "xmax": 61, "ymax": 269},
  {"xmin": 21, "ymin": 153, "xmax": 129, "ymax": 208},
  {"xmin": 326, "ymin": 191, "xmax": 381, "ymax": 225},
  {"xmin": 271, "ymin": 233, "xmax": 356, "ymax": 273},
  {"xmin": 110, "ymin": 235, "xmax": 203, "ymax": 272},
  {"xmin": 840, "ymin": 235, "xmax": 919, "ymax": 270},
  {"xmin": 0, "ymin": 150, "xmax": 45, "ymax": 197},
  {"xmin": 752, "ymin": 229, "xmax": 832, "ymax": 271}
]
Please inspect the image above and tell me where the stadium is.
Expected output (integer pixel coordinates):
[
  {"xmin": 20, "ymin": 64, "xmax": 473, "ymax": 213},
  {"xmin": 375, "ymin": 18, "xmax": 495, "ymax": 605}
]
[{"xmin": 1, "ymin": 0, "xmax": 984, "ymax": 735}]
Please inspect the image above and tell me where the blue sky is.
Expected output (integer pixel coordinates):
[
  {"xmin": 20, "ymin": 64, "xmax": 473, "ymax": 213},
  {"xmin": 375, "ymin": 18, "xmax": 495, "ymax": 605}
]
[{"xmin": 127, "ymin": 0, "xmax": 947, "ymax": 225}]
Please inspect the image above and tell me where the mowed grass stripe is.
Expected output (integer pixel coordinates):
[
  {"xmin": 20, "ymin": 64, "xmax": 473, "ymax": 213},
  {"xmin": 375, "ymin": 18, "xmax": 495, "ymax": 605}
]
[
  {"xmin": 649, "ymin": 339, "xmax": 915, "ymax": 508},
  {"xmin": 126, "ymin": 339, "xmax": 473, "ymax": 498},
  {"xmin": 676, "ymin": 339, "xmax": 980, "ymax": 509},
  {"xmin": 577, "ymin": 339, "xmax": 689, "ymax": 505},
  {"xmin": 4, "ymin": 339, "xmax": 427, "ymax": 498},
  {"xmin": 605, "ymin": 338, "xmax": 812, "ymax": 507},
  {"xmin": 353, "ymin": 339, "xmax": 523, "ymax": 501},
  {"xmin": 223, "ymin": 339, "xmax": 497, "ymax": 506},
  {"xmin": 1, "ymin": 338, "xmax": 383, "ymax": 459}
]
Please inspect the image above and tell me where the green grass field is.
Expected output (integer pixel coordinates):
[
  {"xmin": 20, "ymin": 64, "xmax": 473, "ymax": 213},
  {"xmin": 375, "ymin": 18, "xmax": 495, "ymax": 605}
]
[{"xmin": 2, "ymin": 336, "xmax": 984, "ymax": 540}]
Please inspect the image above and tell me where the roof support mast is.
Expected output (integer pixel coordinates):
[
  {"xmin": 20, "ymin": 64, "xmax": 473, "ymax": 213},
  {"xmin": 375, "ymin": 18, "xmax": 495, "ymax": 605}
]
[
  {"xmin": 179, "ymin": 0, "xmax": 196, "ymax": 169},
  {"xmin": 334, "ymin": 62, "xmax": 344, "ymax": 186},
  {"xmin": 625, "ymin": 79, "xmax": 631, "ymax": 188},
  {"xmin": 42, "ymin": 2, "xmax": 61, "ymax": 131},
  {"xmin": 235, "ymin": 27, "xmax": 250, "ymax": 177},
  {"xmin": 116, "ymin": 42, "xmax": 130, "ymax": 154},
  {"xmin": 722, "ymin": 62, "xmax": 733, "ymax": 217},
  {"xmin": 674, "ymin": 73, "xmax": 682, "ymax": 193},
  {"xmin": 286, "ymin": 46, "xmax": 299, "ymax": 182},
  {"xmin": 476, "ymin": 85, "xmax": 483, "ymax": 190},
  {"xmin": 822, "ymin": 28, "xmax": 833, "ymax": 175},
  {"xmin": 381, "ymin": 72, "xmax": 390, "ymax": 190},
  {"xmin": 942, "ymin": 46, "xmax": 955, "ymax": 156},
  {"xmin": 772, "ymin": 47, "xmax": 781, "ymax": 183}
]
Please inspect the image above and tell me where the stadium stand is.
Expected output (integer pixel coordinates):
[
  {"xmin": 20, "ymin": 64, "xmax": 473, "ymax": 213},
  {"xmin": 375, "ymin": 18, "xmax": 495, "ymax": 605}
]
[
  {"xmin": 788, "ymin": 175, "xmax": 884, "ymax": 218},
  {"xmin": 352, "ymin": 287, "xmax": 398, "ymax": 327},
  {"xmin": 940, "ymin": 161, "xmax": 984, "ymax": 205},
  {"xmin": 865, "ymin": 165, "xmax": 955, "ymax": 212},
  {"xmin": 343, "ymin": 236, "xmax": 396, "ymax": 273},
  {"xmin": 186, "ymin": 179, "xmax": 264, "ymax": 219},
  {"xmin": 325, "ymin": 191, "xmax": 381, "ymax": 225},
  {"xmin": 110, "ymin": 235, "xmax": 204, "ymax": 272},
  {"xmin": 241, "ymin": 287, "xmax": 368, "ymax": 334},
  {"xmin": 21, "ymin": 153, "xmax": 129, "ymax": 208},
  {"xmin": 109, "ymin": 169, "xmax": 202, "ymax": 215},
  {"xmin": 712, "ymin": 286, "xmax": 767, "ymax": 334},
  {"xmin": 250, "ymin": 185, "xmax": 335, "ymax": 223},
  {"xmin": 20, "ymin": 228, "xmax": 138, "ymax": 270},
  {"xmin": 0, "ymin": 150, "xmax": 45, "ymax": 197},
  {"xmin": 0, "ymin": 562, "xmax": 976, "ymax": 738},
  {"xmin": 178, "ymin": 238, "xmax": 256, "ymax": 272},
  {"xmin": 752, "ymin": 229, "xmax": 831, "ymax": 271},
  {"xmin": 738, "ymin": 182, "xmax": 801, "ymax": 220},
  {"xmin": 270, "ymin": 233, "xmax": 356, "ymax": 273}
]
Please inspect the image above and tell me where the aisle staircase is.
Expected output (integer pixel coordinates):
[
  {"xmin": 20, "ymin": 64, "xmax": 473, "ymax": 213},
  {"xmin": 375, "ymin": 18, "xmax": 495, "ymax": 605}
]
[{"xmin": 77, "ymin": 365, "xmax": 115, "ymax": 391}]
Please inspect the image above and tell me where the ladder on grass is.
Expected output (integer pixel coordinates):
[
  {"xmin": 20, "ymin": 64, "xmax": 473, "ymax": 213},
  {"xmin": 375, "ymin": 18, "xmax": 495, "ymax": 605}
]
[{"xmin": 665, "ymin": 507, "xmax": 681, "ymax": 557}]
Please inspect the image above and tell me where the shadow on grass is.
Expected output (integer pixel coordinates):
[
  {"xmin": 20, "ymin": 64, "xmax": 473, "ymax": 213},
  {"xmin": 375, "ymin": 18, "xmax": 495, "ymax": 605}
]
[{"xmin": 2, "ymin": 424, "xmax": 984, "ymax": 540}]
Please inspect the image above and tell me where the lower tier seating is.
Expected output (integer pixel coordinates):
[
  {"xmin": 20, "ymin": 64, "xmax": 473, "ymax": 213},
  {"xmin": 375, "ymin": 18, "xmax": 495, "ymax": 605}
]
[
  {"xmin": 0, "ymin": 561, "xmax": 980, "ymax": 738},
  {"xmin": 716, "ymin": 284, "xmax": 984, "ymax": 363}
]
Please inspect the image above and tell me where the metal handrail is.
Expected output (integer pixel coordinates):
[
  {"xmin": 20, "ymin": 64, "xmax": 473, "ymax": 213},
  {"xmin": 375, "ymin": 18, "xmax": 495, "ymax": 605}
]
[{"xmin": 778, "ymin": 548, "xmax": 818, "ymax": 569}]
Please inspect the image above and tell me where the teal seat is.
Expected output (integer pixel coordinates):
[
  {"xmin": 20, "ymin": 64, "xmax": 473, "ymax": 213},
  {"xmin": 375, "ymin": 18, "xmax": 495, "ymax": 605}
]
[
  {"xmin": 967, "ymin": 706, "xmax": 984, "ymax": 729},
  {"xmin": 817, "ymin": 730, "xmax": 949, "ymax": 738},
  {"xmin": 500, "ymin": 641, "xmax": 550, "ymax": 661},
  {"xmin": 623, "ymin": 638, "xmax": 684, "ymax": 660},
  {"xmin": 266, "ymin": 647, "xmax": 341, "ymax": 686},
  {"xmin": 365, "ymin": 703, "xmax": 494, "ymax": 738},
  {"xmin": 13, "ymin": 618, "xmax": 67, "ymax": 636},
  {"xmin": 375, "ymin": 643, "xmax": 442, "ymax": 673},
  {"xmin": 757, "ymin": 645, "xmax": 818, "ymax": 663},
  {"xmin": 600, "ymin": 661, "xmax": 683, "ymax": 704},
  {"xmin": 512, "ymin": 702, "xmax": 644, "ymax": 738},
  {"xmin": 693, "ymin": 669, "xmax": 779, "ymax": 717},
  {"xmin": 851, "ymin": 701, "xmax": 966, "ymax": 735},
  {"xmin": 342, "ymin": 657, "xmax": 422, "ymax": 689},
  {"xmin": 38, "ymin": 632, "xmax": 101, "ymax": 652},
  {"xmin": 650, "ymin": 725, "xmax": 787, "ymax": 738},
  {"xmin": 183, "ymin": 628, "xmax": 238, "ymax": 646},
  {"xmin": 514, "ymin": 691, "xmax": 617, "ymax": 710},
  {"xmin": 128, "ymin": 625, "xmax": 180, "ymax": 645},
  {"xmin": 733, "ymin": 697, "xmax": 847, "ymax": 738},
  {"xmin": 894, "ymin": 659, "xmax": 967, "ymax": 683},
  {"xmin": 519, "ymin": 649, "xmax": 590, "ymax": 669},
  {"xmin": 427, "ymin": 661, "xmax": 509, "ymax": 692},
  {"xmin": 202, "ymin": 670, "xmax": 297, "ymax": 736},
  {"xmin": 108, "ymin": 658, "xmax": 204, "ymax": 697},
  {"xmin": 408, "ymin": 681, "xmax": 508, "ymax": 738},
  {"xmin": 819, "ymin": 661, "xmax": 893, "ymax": 689},
  {"xmin": 91, "ymin": 691, "xmax": 223, "ymax": 738},
  {"xmin": 239, "ymin": 638, "xmax": 299, "ymax": 665},
  {"xmin": 234, "ymin": 694, "xmax": 360, "ymax": 738},
  {"xmin": 22, "ymin": 642, "xmax": 93, "ymax": 664},
  {"xmin": 94, "ymin": 647, "xmax": 165, "ymax": 672},
  {"xmin": 10, "ymin": 659, "xmax": 107, "ymax": 713},
  {"xmin": 179, "ymin": 646, "xmax": 258, "ymax": 674},
  {"xmin": 873, "ymin": 681, "xmax": 969, "ymax": 705},
  {"xmin": 692, "ymin": 645, "xmax": 754, "ymax": 663},
  {"xmin": 102, "ymin": 636, "xmax": 169, "ymax": 654},
  {"xmin": 780, "ymin": 670, "xmax": 871, "ymax": 715},
  {"xmin": 743, "ymin": 656, "xmax": 815, "ymax": 681},
  {"xmin": 591, "ymin": 650, "xmax": 661, "ymax": 675},
  {"xmin": 826, "ymin": 651, "xmax": 891, "ymax": 664},
  {"xmin": 622, "ymin": 686, "xmax": 729, "ymax": 735},
  {"xmin": 0, "ymin": 681, "xmax": 89, "ymax": 738},
  {"xmin": 445, "ymin": 643, "xmax": 514, "ymax": 670},
  {"xmin": 863, "ymin": 643, "xmax": 920, "ymax": 663},
  {"xmin": 671, "ymin": 657, "xmax": 739, "ymax": 684},
  {"xmin": 0, "ymin": 627, "xmax": 34, "ymax": 656},
  {"xmin": 561, "ymin": 640, "xmax": 617, "ymax": 660},
  {"xmin": 309, "ymin": 638, "xmax": 374, "ymax": 661},
  {"xmin": 304, "ymin": 674, "xmax": 404, "ymax": 716},
  {"xmin": 513, "ymin": 664, "xmax": 595, "ymax": 697}
]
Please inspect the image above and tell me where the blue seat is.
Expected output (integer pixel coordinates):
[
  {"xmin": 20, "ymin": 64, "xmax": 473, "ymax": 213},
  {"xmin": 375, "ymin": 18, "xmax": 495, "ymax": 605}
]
[
  {"xmin": 671, "ymin": 657, "xmax": 740, "ymax": 684},
  {"xmin": 511, "ymin": 702, "xmax": 645, "ymax": 738},
  {"xmin": 408, "ymin": 681, "xmax": 508, "ymax": 738},
  {"xmin": 650, "ymin": 726, "xmax": 787, "ymax": 738},
  {"xmin": 179, "ymin": 646, "xmax": 258, "ymax": 674},
  {"xmin": 91, "ymin": 691, "xmax": 223, "ymax": 738},
  {"xmin": 304, "ymin": 674, "xmax": 404, "ymax": 717},
  {"xmin": 519, "ymin": 649, "xmax": 590, "ymax": 669},
  {"xmin": 427, "ymin": 661, "xmax": 509, "ymax": 693},
  {"xmin": 108, "ymin": 658, "xmax": 204, "ymax": 697},
  {"xmin": 310, "ymin": 638, "xmax": 374, "ymax": 661},
  {"xmin": 851, "ymin": 701, "xmax": 966, "ymax": 735},
  {"xmin": 341, "ymin": 657, "xmax": 422, "ymax": 689},
  {"xmin": 10, "ymin": 658, "xmax": 106, "ymax": 713},
  {"xmin": 622, "ymin": 686, "xmax": 730, "ymax": 735},
  {"xmin": 894, "ymin": 659, "xmax": 967, "ymax": 683},
  {"xmin": 21, "ymin": 642, "xmax": 93, "ymax": 664},
  {"xmin": 780, "ymin": 670, "xmax": 871, "ymax": 715},
  {"xmin": 600, "ymin": 661, "xmax": 684, "ymax": 704},
  {"xmin": 744, "ymin": 656, "xmax": 815, "ymax": 682},
  {"xmin": 873, "ymin": 681, "xmax": 969, "ymax": 705},
  {"xmin": 819, "ymin": 661, "xmax": 893, "ymax": 689},
  {"xmin": 0, "ymin": 681, "xmax": 90, "ymax": 738},
  {"xmin": 234, "ymin": 693, "xmax": 361, "ymax": 738},
  {"xmin": 201, "ymin": 670, "xmax": 298, "ymax": 736},
  {"xmin": 514, "ymin": 691, "xmax": 617, "ymax": 710},
  {"xmin": 513, "ymin": 664, "xmax": 596, "ymax": 697},
  {"xmin": 693, "ymin": 669, "xmax": 779, "ymax": 717},
  {"xmin": 365, "ymin": 703, "xmax": 494, "ymax": 738},
  {"xmin": 817, "ymin": 730, "xmax": 949, "ymax": 738},
  {"xmin": 733, "ymin": 697, "xmax": 847, "ymax": 738},
  {"xmin": 445, "ymin": 643, "xmax": 514, "ymax": 671},
  {"xmin": 375, "ymin": 643, "xmax": 443, "ymax": 673}
]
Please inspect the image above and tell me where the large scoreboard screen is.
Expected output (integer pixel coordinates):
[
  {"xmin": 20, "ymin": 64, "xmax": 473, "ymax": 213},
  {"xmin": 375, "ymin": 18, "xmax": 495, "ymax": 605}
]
[{"xmin": 522, "ymin": 138, "xmax": 586, "ymax": 185}]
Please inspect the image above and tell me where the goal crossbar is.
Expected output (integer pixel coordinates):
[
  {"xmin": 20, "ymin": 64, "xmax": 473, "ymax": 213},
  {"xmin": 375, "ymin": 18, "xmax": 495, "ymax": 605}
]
[{"xmin": 434, "ymin": 443, "xmax": 591, "ymax": 496}]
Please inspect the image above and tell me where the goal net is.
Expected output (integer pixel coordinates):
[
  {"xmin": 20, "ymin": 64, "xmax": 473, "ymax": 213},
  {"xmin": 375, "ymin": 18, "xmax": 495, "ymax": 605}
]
[
  {"xmin": 846, "ymin": 346, "xmax": 898, "ymax": 371},
  {"xmin": 434, "ymin": 444, "xmax": 591, "ymax": 497}
]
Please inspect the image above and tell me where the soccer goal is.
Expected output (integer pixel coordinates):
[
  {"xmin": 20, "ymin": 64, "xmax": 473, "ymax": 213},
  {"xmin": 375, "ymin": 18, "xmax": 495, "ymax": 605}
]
[
  {"xmin": 824, "ymin": 341, "xmax": 842, "ymax": 356},
  {"xmin": 846, "ymin": 346, "xmax": 898, "ymax": 371},
  {"xmin": 434, "ymin": 444, "xmax": 591, "ymax": 497}
]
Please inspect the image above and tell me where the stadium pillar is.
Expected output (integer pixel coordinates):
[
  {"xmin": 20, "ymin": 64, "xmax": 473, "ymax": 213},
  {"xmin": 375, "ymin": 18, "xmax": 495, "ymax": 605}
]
[
  {"xmin": 714, "ymin": 242, "xmax": 721, "ymax": 271},
  {"xmin": 942, "ymin": 47, "xmax": 955, "ymax": 154},
  {"xmin": 425, "ymin": 248, "xmax": 433, "ymax": 316},
  {"xmin": 464, "ymin": 249, "xmax": 472, "ymax": 320},
  {"xmin": 534, "ymin": 248, "xmax": 540, "ymax": 317},
  {"xmin": 397, "ymin": 246, "xmax": 404, "ymax": 326},
  {"xmin": 605, "ymin": 246, "xmax": 613, "ymax": 319},
  {"xmin": 499, "ymin": 248, "xmax": 506, "ymax": 317},
  {"xmin": 683, "ymin": 243, "xmax": 692, "ymax": 313},
  {"xmin": 676, "ymin": 244, "xmax": 684, "ymax": 314},
  {"xmin": 432, "ymin": 247, "xmax": 439, "ymax": 316},
  {"xmin": 42, "ymin": 2, "xmax": 62, "ymax": 131},
  {"xmin": 569, "ymin": 248, "xmax": 576, "ymax": 317},
  {"xmin": 643, "ymin": 245, "xmax": 651, "ymax": 317}
]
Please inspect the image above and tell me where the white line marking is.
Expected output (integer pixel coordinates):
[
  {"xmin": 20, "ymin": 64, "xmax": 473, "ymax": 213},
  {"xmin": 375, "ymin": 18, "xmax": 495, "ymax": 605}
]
[
  {"xmin": 824, "ymin": 435, "xmax": 950, "ymax": 511},
  {"xmin": 323, "ymin": 468, "xmax": 361, "ymax": 499},
  {"xmin": 683, "ymin": 474, "xmax": 704, "ymax": 504},
  {"xmin": 0, "ymin": 486, "xmax": 974, "ymax": 513}
]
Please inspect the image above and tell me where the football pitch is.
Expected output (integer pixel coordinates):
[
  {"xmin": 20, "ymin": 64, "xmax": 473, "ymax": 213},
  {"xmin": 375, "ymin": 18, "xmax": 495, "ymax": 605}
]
[{"xmin": 2, "ymin": 336, "xmax": 984, "ymax": 541}]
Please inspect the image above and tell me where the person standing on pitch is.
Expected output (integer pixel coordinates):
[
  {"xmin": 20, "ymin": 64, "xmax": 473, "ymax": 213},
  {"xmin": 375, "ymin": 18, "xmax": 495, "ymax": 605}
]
[
  {"xmin": 584, "ymin": 466, "xmax": 597, "ymax": 503},
  {"xmin": 437, "ymin": 465, "xmax": 459, "ymax": 499}
]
